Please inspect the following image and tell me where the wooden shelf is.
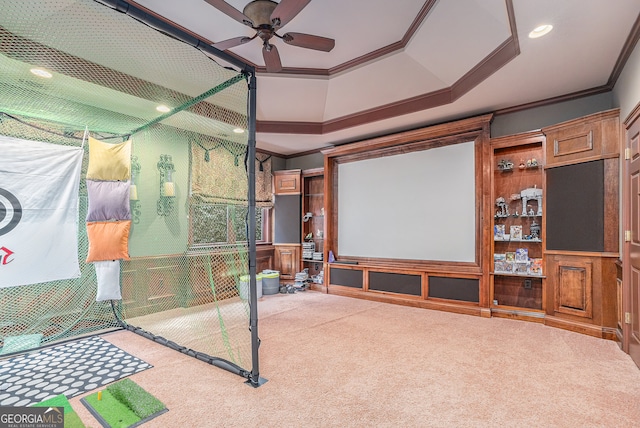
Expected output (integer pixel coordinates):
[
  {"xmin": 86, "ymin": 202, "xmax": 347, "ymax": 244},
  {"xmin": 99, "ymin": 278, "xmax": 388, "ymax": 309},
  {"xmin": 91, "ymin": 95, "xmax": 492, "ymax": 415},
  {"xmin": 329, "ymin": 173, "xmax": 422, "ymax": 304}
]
[
  {"xmin": 495, "ymin": 238, "xmax": 542, "ymax": 243},
  {"xmin": 491, "ymin": 272, "xmax": 546, "ymax": 279}
]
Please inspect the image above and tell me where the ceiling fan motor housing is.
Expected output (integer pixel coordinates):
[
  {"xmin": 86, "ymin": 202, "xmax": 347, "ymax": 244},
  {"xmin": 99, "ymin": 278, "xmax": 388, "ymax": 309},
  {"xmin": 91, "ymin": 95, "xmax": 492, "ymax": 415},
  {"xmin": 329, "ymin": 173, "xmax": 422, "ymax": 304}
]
[{"xmin": 243, "ymin": 0, "xmax": 279, "ymax": 27}]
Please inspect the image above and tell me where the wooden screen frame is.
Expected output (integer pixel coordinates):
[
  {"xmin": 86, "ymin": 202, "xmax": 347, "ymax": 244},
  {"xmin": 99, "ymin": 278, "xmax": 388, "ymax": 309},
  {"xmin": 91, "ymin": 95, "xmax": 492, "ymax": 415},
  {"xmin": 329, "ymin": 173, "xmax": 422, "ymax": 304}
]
[{"xmin": 322, "ymin": 114, "xmax": 493, "ymax": 286}]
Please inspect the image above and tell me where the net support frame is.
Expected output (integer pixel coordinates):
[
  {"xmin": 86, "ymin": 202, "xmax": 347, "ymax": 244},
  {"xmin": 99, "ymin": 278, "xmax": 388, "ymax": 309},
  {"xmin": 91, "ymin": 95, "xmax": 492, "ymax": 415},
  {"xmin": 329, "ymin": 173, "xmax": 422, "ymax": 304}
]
[{"xmin": 93, "ymin": 0, "xmax": 264, "ymax": 386}]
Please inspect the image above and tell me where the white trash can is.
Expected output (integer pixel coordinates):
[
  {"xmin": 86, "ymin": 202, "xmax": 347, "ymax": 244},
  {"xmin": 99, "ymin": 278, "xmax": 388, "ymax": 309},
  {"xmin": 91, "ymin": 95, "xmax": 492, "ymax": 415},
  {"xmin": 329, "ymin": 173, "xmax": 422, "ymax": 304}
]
[{"xmin": 238, "ymin": 274, "xmax": 263, "ymax": 300}]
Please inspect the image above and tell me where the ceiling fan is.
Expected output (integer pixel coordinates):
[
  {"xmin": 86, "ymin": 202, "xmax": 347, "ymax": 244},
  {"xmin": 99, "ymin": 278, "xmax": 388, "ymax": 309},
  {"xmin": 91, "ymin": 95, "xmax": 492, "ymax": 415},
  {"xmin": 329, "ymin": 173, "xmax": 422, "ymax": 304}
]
[{"xmin": 205, "ymin": 0, "xmax": 335, "ymax": 72}]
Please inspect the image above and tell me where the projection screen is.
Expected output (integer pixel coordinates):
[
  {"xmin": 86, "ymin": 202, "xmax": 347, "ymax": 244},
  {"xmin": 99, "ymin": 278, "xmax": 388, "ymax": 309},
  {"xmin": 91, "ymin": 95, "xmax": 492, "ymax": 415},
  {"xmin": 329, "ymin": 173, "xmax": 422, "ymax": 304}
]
[{"xmin": 337, "ymin": 141, "xmax": 476, "ymax": 262}]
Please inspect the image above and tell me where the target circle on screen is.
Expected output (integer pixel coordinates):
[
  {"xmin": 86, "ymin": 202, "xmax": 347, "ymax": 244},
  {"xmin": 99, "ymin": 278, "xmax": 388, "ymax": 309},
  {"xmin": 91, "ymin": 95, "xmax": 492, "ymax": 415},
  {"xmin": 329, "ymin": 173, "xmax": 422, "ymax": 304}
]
[{"xmin": 0, "ymin": 188, "xmax": 22, "ymax": 236}]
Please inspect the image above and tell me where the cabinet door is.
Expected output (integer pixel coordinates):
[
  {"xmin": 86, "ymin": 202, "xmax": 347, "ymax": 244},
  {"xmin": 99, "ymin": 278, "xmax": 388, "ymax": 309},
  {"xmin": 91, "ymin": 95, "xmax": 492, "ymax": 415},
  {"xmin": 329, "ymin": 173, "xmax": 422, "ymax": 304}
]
[
  {"xmin": 273, "ymin": 170, "xmax": 301, "ymax": 195},
  {"xmin": 548, "ymin": 255, "xmax": 593, "ymax": 319},
  {"xmin": 542, "ymin": 109, "xmax": 619, "ymax": 167},
  {"xmin": 275, "ymin": 245, "xmax": 300, "ymax": 280}
]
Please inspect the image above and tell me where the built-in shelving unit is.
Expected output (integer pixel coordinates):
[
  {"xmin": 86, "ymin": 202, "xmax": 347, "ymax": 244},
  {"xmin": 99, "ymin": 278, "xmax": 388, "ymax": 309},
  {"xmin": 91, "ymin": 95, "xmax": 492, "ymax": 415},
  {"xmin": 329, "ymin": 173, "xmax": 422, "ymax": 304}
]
[
  {"xmin": 490, "ymin": 131, "xmax": 545, "ymax": 312},
  {"xmin": 301, "ymin": 168, "xmax": 325, "ymax": 289}
]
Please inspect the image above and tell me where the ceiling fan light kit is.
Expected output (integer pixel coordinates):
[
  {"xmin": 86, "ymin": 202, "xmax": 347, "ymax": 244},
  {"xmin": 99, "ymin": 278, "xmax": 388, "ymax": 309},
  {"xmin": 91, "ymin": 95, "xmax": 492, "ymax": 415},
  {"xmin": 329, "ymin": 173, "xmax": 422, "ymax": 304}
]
[{"xmin": 208, "ymin": 0, "xmax": 335, "ymax": 73}]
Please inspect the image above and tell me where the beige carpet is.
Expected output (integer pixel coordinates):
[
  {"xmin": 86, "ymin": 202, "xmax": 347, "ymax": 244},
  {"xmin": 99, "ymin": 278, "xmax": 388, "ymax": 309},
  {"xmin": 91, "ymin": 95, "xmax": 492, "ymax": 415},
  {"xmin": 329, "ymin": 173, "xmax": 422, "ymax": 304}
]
[{"xmin": 70, "ymin": 291, "xmax": 640, "ymax": 427}]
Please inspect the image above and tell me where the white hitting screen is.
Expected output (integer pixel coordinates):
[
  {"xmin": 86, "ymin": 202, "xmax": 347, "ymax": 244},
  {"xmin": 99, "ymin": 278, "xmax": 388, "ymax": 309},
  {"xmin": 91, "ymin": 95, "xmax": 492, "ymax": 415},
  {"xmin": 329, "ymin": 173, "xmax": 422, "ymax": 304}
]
[{"xmin": 337, "ymin": 141, "xmax": 476, "ymax": 262}]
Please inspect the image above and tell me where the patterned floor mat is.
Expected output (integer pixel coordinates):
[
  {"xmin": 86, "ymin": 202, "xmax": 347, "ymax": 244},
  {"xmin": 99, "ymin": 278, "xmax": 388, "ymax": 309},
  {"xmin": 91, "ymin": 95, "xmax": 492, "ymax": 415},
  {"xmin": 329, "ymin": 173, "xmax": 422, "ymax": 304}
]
[{"xmin": 0, "ymin": 336, "xmax": 152, "ymax": 407}]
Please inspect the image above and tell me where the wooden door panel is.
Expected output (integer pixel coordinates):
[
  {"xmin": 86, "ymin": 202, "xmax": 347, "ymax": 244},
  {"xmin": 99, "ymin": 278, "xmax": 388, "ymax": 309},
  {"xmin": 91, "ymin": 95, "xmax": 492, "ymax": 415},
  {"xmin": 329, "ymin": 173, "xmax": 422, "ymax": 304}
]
[
  {"xmin": 555, "ymin": 261, "xmax": 593, "ymax": 318},
  {"xmin": 633, "ymin": 267, "xmax": 640, "ymax": 344},
  {"xmin": 633, "ymin": 173, "xmax": 640, "ymax": 243},
  {"xmin": 627, "ymin": 116, "xmax": 640, "ymax": 368}
]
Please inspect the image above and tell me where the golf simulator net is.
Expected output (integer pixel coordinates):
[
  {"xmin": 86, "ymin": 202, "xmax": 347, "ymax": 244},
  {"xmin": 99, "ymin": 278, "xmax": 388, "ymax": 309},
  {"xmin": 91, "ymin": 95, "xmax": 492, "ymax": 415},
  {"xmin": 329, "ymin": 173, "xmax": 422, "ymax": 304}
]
[{"xmin": 0, "ymin": 0, "xmax": 263, "ymax": 379}]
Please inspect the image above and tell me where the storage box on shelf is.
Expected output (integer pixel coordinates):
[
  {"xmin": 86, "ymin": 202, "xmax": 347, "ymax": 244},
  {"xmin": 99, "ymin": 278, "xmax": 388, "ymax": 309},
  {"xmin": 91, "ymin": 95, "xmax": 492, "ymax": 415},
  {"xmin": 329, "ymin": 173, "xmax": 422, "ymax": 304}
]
[{"xmin": 490, "ymin": 131, "xmax": 545, "ymax": 313}]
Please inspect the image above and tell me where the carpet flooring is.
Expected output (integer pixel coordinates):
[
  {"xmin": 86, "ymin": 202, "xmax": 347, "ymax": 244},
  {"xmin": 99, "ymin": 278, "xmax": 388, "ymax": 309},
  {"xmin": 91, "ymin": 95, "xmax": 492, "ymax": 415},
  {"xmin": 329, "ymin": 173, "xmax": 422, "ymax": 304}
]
[
  {"xmin": 67, "ymin": 291, "xmax": 640, "ymax": 427},
  {"xmin": 0, "ymin": 336, "xmax": 152, "ymax": 407}
]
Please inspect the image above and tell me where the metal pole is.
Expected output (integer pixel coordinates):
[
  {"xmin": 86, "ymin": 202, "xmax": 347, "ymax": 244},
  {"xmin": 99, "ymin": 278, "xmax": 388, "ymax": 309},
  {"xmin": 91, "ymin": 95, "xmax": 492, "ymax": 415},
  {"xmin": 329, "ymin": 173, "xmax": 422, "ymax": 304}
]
[{"xmin": 246, "ymin": 70, "xmax": 266, "ymax": 387}]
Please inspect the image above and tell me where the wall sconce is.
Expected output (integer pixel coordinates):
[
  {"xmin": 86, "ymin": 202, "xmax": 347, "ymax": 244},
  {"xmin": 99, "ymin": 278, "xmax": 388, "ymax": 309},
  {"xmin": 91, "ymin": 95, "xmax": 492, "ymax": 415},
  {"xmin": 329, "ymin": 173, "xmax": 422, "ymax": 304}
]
[
  {"xmin": 157, "ymin": 154, "xmax": 175, "ymax": 216},
  {"xmin": 130, "ymin": 155, "xmax": 141, "ymax": 223}
]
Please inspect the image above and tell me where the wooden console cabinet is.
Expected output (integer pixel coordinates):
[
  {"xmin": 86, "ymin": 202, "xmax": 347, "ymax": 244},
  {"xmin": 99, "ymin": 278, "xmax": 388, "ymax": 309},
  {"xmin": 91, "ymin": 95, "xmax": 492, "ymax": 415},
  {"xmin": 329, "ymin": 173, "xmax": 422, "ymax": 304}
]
[{"xmin": 542, "ymin": 109, "xmax": 620, "ymax": 339}]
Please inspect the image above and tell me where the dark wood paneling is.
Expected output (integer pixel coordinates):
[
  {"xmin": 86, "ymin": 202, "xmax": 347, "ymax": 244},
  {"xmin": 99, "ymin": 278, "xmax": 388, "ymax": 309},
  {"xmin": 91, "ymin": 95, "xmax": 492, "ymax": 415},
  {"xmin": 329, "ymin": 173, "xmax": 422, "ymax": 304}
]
[
  {"xmin": 329, "ymin": 267, "xmax": 363, "ymax": 289},
  {"xmin": 428, "ymin": 276, "xmax": 479, "ymax": 303},
  {"xmin": 368, "ymin": 271, "xmax": 421, "ymax": 296}
]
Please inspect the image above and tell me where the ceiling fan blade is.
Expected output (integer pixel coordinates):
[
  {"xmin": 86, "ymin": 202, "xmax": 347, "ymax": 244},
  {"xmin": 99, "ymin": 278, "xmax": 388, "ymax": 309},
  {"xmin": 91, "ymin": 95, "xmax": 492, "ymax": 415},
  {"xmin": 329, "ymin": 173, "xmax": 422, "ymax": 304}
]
[
  {"xmin": 212, "ymin": 36, "xmax": 253, "ymax": 51},
  {"xmin": 282, "ymin": 32, "xmax": 335, "ymax": 52},
  {"xmin": 270, "ymin": 0, "xmax": 311, "ymax": 28},
  {"xmin": 263, "ymin": 44, "xmax": 283, "ymax": 73},
  {"xmin": 204, "ymin": 0, "xmax": 254, "ymax": 27}
]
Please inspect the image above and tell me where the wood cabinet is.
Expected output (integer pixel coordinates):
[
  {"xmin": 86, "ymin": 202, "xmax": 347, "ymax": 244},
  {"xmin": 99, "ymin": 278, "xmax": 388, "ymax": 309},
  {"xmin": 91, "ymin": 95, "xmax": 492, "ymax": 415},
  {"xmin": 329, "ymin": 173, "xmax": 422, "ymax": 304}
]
[
  {"xmin": 273, "ymin": 169, "xmax": 301, "ymax": 195},
  {"xmin": 274, "ymin": 244, "xmax": 301, "ymax": 282},
  {"xmin": 541, "ymin": 109, "xmax": 620, "ymax": 339},
  {"xmin": 301, "ymin": 168, "xmax": 325, "ymax": 289},
  {"xmin": 489, "ymin": 131, "xmax": 546, "ymax": 315},
  {"xmin": 543, "ymin": 109, "xmax": 620, "ymax": 167}
]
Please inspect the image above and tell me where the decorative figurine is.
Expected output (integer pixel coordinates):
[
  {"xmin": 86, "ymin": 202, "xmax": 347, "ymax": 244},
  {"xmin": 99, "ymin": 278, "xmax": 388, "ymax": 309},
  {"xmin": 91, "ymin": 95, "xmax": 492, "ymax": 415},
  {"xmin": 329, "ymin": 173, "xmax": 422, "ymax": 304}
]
[
  {"xmin": 495, "ymin": 197, "xmax": 509, "ymax": 217},
  {"xmin": 498, "ymin": 159, "xmax": 514, "ymax": 171},
  {"xmin": 530, "ymin": 220, "xmax": 540, "ymax": 240},
  {"xmin": 519, "ymin": 159, "xmax": 526, "ymax": 169},
  {"xmin": 521, "ymin": 186, "xmax": 543, "ymax": 216}
]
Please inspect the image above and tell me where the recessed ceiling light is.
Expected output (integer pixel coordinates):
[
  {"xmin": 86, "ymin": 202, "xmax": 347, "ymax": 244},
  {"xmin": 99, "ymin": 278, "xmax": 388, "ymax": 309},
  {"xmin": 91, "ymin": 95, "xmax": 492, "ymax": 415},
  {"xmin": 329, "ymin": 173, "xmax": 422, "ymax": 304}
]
[
  {"xmin": 529, "ymin": 24, "xmax": 553, "ymax": 39},
  {"xmin": 156, "ymin": 105, "xmax": 171, "ymax": 113},
  {"xmin": 233, "ymin": 128, "xmax": 245, "ymax": 134},
  {"xmin": 30, "ymin": 68, "xmax": 52, "ymax": 78}
]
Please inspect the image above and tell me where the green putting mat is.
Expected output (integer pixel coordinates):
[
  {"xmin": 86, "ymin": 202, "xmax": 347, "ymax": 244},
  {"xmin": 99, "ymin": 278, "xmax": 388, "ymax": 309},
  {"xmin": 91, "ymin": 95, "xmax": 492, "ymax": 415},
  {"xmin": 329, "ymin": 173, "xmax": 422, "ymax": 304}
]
[
  {"xmin": 32, "ymin": 394, "xmax": 86, "ymax": 428},
  {"xmin": 81, "ymin": 379, "xmax": 167, "ymax": 428}
]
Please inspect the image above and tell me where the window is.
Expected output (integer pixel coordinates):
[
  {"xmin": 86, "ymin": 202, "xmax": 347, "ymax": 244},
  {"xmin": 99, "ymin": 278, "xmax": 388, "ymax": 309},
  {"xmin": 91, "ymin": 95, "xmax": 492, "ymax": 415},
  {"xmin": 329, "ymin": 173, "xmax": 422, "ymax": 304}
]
[{"xmin": 190, "ymin": 203, "xmax": 270, "ymax": 247}]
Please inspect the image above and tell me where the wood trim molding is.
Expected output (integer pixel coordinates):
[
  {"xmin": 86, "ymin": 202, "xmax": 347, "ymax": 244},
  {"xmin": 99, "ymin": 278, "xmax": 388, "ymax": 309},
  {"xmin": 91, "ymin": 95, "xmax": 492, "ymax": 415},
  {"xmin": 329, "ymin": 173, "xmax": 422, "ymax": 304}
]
[
  {"xmin": 328, "ymin": 0, "xmax": 438, "ymax": 75},
  {"xmin": 322, "ymin": 113, "xmax": 494, "ymax": 157},
  {"xmin": 608, "ymin": 11, "xmax": 640, "ymax": 87},
  {"xmin": 254, "ymin": 1, "xmax": 519, "ymax": 137},
  {"xmin": 494, "ymin": 85, "xmax": 613, "ymax": 116},
  {"xmin": 624, "ymin": 100, "xmax": 640, "ymax": 127}
]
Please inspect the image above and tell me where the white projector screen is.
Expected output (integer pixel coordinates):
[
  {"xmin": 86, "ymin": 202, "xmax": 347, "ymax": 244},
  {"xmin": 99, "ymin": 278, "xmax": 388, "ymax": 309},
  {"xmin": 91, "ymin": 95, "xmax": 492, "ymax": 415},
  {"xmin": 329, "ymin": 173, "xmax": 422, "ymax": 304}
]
[{"xmin": 337, "ymin": 141, "xmax": 476, "ymax": 262}]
